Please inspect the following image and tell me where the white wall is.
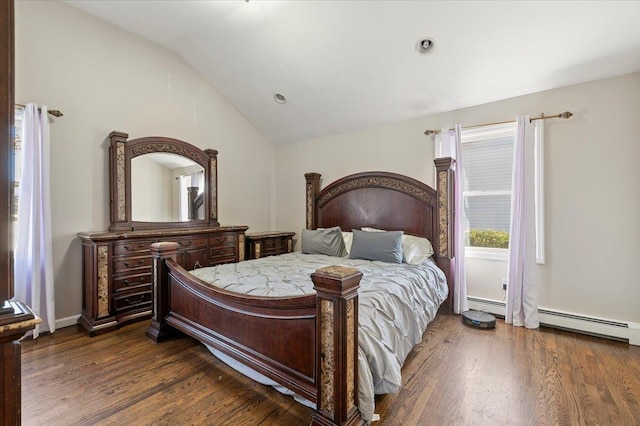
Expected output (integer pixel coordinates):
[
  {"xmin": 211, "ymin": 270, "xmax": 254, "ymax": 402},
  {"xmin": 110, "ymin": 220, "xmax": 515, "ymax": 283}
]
[
  {"xmin": 15, "ymin": 1, "xmax": 276, "ymax": 321},
  {"xmin": 275, "ymin": 114, "xmax": 446, "ymax": 243},
  {"xmin": 276, "ymin": 72, "xmax": 640, "ymax": 325}
]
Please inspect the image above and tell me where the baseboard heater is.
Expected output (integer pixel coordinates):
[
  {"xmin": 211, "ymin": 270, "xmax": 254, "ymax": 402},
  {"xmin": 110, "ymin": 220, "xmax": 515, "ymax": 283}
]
[{"xmin": 466, "ymin": 296, "xmax": 637, "ymax": 345}]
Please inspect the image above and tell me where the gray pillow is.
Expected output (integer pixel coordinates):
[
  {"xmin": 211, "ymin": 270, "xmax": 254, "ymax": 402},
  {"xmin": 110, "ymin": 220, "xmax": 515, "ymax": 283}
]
[
  {"xmin": 349, "ymin": 229, "xmax": 403, "ymax": 264},
  {"xmin": 301, "ymin": 227, "xmax": 347, "ymax": 257}
]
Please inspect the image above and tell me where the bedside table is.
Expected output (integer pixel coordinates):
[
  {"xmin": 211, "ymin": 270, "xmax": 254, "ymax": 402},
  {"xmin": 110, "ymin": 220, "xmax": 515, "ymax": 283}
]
[{"xmin": 245, "ymin": 231, "xmax": 295, "ymax": 260}]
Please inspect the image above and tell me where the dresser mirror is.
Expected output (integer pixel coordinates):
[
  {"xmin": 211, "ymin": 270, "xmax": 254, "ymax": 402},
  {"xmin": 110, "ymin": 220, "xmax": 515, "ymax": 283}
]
[
  {"xmin": 131, "ymin": 153, "xmax": 205, "ymax": 222},
  {"xmin": 109, "ymin": 131, "xmax": 219, "ymax": 231}
]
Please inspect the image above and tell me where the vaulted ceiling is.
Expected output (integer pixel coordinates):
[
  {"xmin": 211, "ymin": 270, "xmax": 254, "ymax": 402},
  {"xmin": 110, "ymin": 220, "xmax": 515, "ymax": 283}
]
[{"xmin": 66, "ymin": 1, "xmax": 640, "ymax": 145}]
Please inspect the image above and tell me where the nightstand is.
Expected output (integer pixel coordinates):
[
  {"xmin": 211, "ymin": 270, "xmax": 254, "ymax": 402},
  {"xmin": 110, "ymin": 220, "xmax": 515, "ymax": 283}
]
[{"xmin": 245, "ymin": 231, "xmax": 295, "ymax": 260}]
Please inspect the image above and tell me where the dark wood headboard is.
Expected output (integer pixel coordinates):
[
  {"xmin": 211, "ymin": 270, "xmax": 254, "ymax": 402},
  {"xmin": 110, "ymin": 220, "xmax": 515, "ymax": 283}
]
[{"xmin": 305, "ymin": 161, "xmax": 455, "ymax": 311}]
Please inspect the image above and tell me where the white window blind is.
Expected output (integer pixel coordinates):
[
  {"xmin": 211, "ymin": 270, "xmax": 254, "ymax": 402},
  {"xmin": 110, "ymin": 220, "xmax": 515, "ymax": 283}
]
[{"xmin": 461, "ymin": 123, "xmax": 515, "ymax": 253}]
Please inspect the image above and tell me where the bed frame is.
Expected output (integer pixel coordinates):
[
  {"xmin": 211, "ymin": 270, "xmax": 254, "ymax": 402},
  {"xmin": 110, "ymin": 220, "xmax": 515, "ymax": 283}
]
[{"xmin": 147, "ymin": 160, "xmax": 455, "ymax": 426}]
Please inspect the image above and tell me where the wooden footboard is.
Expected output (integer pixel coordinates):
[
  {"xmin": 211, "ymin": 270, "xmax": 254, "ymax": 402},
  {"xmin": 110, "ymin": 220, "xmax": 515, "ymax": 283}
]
[{"xmin": 147, "ymin": 242, "xmax": 365, "ymax": 426}]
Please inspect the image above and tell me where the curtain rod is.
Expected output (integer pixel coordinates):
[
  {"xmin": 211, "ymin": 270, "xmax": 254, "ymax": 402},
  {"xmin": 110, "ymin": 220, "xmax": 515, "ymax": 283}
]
[
  {"xmin": 423, "ymin": 111, "xmax": 572, "ymax": 136},
  {"xmin": 15, "ymin": 103, "xmax": 64, "ymax": 118}
]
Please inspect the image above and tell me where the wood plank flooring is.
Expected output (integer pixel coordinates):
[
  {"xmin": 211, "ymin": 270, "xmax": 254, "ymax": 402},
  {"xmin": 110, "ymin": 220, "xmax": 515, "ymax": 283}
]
[{"xmin": 21, "ymin": 315, "xmax": 640, "ymax": 425}]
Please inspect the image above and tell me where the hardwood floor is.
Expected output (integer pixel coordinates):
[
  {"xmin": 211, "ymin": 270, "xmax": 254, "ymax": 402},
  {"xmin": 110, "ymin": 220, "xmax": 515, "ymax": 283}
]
[{"xmin": 21, "ymin": 315, "xmax": 640, "ymax": 425}]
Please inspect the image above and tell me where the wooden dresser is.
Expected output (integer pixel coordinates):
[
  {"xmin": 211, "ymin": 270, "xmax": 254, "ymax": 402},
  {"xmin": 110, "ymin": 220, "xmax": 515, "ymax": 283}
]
[
  {"xmin": 245, "ymin": 231, "xmax": 295, "ymax": 259},
  {"xmin": 78, "ymin": 226, "xmax": 247, "ymax": 336}
]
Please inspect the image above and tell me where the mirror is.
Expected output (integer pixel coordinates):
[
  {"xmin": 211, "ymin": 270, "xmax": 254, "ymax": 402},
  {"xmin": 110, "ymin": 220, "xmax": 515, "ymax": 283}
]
[
  {"xmin": 131, "ymin": 153, "xmax": 205, "ymax": 222},
  {"xmin": 108, "ymin": 132, "xmax": 219, "ymax": 231}
]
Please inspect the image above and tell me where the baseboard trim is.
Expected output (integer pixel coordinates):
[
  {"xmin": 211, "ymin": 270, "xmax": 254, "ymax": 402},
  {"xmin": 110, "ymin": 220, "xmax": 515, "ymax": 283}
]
[
  {"xmin": 56, "ymin": 314, "xmax": 81, "ymax": 330},
  {"xmin": 467, "ymin": 297, "xmax": 636, "ymax": 346}
]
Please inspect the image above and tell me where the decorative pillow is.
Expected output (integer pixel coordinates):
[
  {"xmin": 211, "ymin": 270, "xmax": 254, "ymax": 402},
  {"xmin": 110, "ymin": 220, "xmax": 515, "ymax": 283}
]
[
  {"xmin": 342, "ymin": 231, "xmax": 353, "ymax": 254},
  {"xmin": 349, "ymin": 229, "xmax": 403, "ymax": 264},
  {"xmin": 362, "ymin": 227, "xmax": 434, "ymax": 265},
  {"xmin": 301, "ymin": 227, "xmax": 347, "ymax": 257}
]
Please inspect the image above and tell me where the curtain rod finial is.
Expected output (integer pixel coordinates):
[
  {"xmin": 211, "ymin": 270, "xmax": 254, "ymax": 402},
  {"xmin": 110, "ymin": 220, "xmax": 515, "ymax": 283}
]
[
  {"xmin": 559, "ymin": 111, "xmax": 573, "ymax": 119},
  {"xmin": 424, "ymin": 129, "xmax": 438, "ymax": 136}
]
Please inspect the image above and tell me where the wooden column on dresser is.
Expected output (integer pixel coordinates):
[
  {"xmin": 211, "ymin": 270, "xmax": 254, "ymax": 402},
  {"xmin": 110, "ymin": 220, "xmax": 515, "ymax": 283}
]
[
  {"xmin": 77, "ymin": 226, "xmax": 247, "ymax": 336},
  {"xmin": 245, "ymin": 231, "xmax": 295, "ymax": 260}
]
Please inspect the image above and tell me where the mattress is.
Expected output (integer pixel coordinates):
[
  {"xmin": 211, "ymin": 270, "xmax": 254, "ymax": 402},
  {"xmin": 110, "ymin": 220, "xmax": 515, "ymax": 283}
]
[{"xmin": 190, "ymin": 252, "xmax": 448, "ymax": 422}]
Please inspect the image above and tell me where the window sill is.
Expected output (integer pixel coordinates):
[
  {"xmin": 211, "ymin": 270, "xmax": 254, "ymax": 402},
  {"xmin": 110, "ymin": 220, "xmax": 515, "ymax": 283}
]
[{"xmin": 465, "ymin": 247, "xmax": 509, "ymax": 262}]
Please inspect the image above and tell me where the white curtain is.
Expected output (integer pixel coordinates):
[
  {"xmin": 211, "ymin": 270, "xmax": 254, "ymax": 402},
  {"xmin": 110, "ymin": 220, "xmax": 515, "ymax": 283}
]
[
  {"xmin": 505, "ymin": 116, "xmax": 540, "ymax": 328},
  {"xmin": 438, "ymin": 125, "xmax": 468, "ymax": 314},
  {"xmin": 13, "ymin": 104, "xmax": 55, "ymax": 338}
]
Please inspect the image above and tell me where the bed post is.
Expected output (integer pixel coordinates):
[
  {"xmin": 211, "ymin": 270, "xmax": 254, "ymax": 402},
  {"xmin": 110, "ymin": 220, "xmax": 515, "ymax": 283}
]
[
  {"xmin": 146, "ymin": 242, "xmax": 180, "ymax": 342},
  {"xmin": 305, "ymin": 173, "xmax": 321, "ymax": 230},
  {"xmin": 311, "ymin": 266, "xmax": 365, "ymax": 426},
  {"xmin": 434, "ymin": 157, "xmax": 455, "ymax": 312}
]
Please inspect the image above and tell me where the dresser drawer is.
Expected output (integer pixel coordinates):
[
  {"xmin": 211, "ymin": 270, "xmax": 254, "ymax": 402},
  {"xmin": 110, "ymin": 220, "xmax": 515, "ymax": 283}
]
[
  {"xmin": 172, "ymin": 236, "xmax": 208, "ymax": 249},
  {"xmin": 210, "ymin": 232, "xmax": 237, "ymax": 248},
  {"xmin": 262, "ymin": 238, "xmax": 287, "ymax": 252},
  {"xmin": 113, "ymin": 288, "xmax": 152, "ymax": 313},
  {"xmin": 210, "ymin": 245, "xmax": 236, "ymax": 265},
  {"xmin": 113, "ymin": 240, "xmax": 154, "ymax": 256},
  {"xmin": 262, "ymin": 239, "xmax": 277, "ymax": 250},
  {"xmin": 113, "ymin": 273, "xmax": 151, "ymax": 292},
  {"xmin": 113, "ymin": 256, "xmax": 152, "ymax": 274},
  {"xmin": 261, "ymin": 247, "xmax": 279, "ymax": 257}
]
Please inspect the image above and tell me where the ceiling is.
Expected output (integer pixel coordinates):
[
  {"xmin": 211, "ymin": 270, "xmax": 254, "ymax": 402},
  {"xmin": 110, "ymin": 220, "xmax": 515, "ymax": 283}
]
[{"xmin": 65, "ymin": 1, "xmax": 640, "ymax": 145}]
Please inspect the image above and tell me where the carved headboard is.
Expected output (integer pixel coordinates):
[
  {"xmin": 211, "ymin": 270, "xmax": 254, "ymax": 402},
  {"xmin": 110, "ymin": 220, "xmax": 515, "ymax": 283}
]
[{"xmin": 304, "ymin": 161, "xmax": 455, "ymax": 311}]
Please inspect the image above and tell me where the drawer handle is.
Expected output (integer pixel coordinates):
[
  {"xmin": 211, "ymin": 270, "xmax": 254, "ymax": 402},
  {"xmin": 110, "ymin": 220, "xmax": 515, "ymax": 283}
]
[
  {"xmin": 123, "ymin": 259, "xmax": 145, "ymax": 267},
  {"xmin": 122, "ymin": 244, "xmax": 146, "ymax": 251},
  {"xmin": 123, "ymin": 276, "xmax": 145, "ymax": 286},
  {"xmin": 124, "ymin": 295, "xmax": 145, "ymax": 305}
]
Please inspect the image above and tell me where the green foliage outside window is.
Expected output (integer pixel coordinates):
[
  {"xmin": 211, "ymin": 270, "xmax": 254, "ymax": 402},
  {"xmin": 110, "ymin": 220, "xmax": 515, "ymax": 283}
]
[{"xmin": 468, "ymin": 229, "xmax": 510, "ymax": 249}]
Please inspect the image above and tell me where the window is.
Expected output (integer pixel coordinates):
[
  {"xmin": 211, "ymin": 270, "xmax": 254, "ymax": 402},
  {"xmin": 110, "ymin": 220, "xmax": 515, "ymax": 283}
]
[
  {"xmin": 12, "ymin": 107, "xmax": 23, "ymax": 249},
  {"xmin": 461, "ymin": 123, "xmax": 515, "ymax": 260}
]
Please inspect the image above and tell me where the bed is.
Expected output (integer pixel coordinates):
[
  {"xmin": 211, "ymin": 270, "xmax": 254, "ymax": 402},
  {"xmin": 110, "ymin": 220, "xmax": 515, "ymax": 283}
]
[{"xmin": 147, "ymin": 163, "xmax": 455, "ymax": 426}]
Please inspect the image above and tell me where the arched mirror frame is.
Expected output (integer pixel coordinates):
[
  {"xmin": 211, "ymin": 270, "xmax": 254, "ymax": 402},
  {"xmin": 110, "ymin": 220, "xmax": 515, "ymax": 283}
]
[{"xmin": 108, "ymin": 131, "xmax": 219, "ymax": 231}]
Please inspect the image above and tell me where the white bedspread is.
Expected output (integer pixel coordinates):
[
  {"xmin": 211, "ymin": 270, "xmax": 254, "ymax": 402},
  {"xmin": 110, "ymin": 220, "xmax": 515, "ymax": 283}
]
[{"xmin": 190, "ymin": 252, "xmax": 448, "ymax": 422}]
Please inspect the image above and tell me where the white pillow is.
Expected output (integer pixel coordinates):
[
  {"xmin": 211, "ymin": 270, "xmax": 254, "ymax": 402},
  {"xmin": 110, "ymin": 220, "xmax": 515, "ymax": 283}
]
[
  {"xmin": 342, "ymin": 232, "xmax": 353, "ymax": 255},
  {"xmin": 361, "ymin": 227, "xmax": 434, "ymax": 265},
  {"xmin": 401, "ymin": 234, "xmax": 434, "ymax": 265}
]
